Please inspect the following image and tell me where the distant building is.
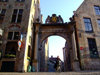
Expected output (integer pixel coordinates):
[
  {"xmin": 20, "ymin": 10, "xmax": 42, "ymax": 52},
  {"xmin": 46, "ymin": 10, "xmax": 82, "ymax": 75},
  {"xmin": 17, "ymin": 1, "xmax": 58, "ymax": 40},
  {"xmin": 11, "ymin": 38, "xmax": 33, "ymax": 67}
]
[
  {"xmin": 48, "ymin": 56, "xmax": 63, "ymax": 72},
  {"xmin": 48, "ymin": 56, "xmax": 56, "ymax": 72},
  {"xmin": 38, "ymin": 38, "xmax": 49, "ymax": 72}
]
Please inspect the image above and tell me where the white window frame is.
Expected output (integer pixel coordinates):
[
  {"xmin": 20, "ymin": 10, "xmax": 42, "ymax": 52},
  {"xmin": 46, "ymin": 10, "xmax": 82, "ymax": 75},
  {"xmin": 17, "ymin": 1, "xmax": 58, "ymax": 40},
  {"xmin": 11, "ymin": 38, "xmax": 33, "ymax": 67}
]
[
  {"xmin": 0, "ymin": 9, "xmax": 6, "ymax": 14},
  {"xmin": 8, "ymin": 32, "xmax": 20, "ymax": 40},
  {"xmin": 15, "ymin": 9, "xmax": 19, "ymax": 23},
  {"xmin": 94, "ymin": 6, "xmax": 100, "ymax": 15},
  {"xmin": 97, "ymin": 19, "xmax": 100, "ymax": 28},
  {"xmin": 83, "ymin": 18, "xmax": 93, "ymax": 32},
  {"xmin": 12, "ymin": 9, "xmax": 23, "ymax": 23}
]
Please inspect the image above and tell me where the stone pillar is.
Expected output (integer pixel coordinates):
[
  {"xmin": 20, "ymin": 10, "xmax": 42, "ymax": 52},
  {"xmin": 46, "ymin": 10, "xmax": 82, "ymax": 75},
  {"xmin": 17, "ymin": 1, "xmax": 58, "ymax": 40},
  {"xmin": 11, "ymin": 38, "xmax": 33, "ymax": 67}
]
[
  {"xmin": 33, "ymin": 23, "xmax": 40, "ymax": 72},
  {"xmin": 64, "ymin": 33, "xmax": 72, "ymax": 71},
  {"xmin": 72, "ymin": 31, "xmax": 78, "ymax": 60},
  {"xmin": 71, "ymin": 32, "xmax": 80, "ymax": 71},
  {"xmin": 67, "ymin": 33, "xmax": 73, "ymax": 71}
]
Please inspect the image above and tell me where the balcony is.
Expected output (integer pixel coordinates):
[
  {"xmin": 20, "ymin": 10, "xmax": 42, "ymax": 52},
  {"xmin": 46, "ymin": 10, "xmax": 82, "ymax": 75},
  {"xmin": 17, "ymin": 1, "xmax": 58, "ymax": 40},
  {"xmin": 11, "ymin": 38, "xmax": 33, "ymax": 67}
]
[
  {"xmin": 4, "ymin": 51, "xmax": 16, "ymax": 58},
  {"xmin": 4, "ymin": 54, "xmax": 16, "ymax": 58},
  {"xmin": 4, "ymin": 41, "xmax": 18, "ymax": 58}
]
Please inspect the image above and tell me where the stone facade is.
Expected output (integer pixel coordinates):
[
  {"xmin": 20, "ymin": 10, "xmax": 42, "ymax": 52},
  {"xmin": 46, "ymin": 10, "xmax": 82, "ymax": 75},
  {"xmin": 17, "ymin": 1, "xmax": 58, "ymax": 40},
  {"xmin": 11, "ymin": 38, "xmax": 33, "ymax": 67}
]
[
  {"xmin": 0, "ymin": 0, "xmax": 41, "ymax": 72},
  {"xmin": 33, "ymin": 19, "xmax": 76, "ymax": 71},
  {"xmin": 74, "ymin": 0, "xmax": 100, "ymax": 70},
  {"xmin": 1, "ymin": 0, "xmax": 100, "ymax": 72},
  {"xmin": 34, "ymin": 14, "xmax": 78, "ymax": 72},
  {"xmin": 38, "ymin": 38, "xmax": 49, "ymax": 72}
]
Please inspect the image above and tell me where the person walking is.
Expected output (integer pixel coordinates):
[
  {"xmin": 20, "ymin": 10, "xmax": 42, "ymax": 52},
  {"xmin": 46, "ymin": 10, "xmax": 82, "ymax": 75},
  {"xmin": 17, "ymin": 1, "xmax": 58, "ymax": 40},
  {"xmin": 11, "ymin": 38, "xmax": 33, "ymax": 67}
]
[{"xmin": 55, "ymin": 56, "xmax": 61, "ymax": 72}]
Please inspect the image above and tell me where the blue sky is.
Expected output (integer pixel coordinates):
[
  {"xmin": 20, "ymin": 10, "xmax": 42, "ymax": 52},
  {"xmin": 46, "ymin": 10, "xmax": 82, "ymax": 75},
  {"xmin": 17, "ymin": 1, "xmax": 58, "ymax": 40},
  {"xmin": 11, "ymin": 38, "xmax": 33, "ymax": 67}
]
[
  {"xmin": 48, "ymin": 36, "xmax": 66, "ymax": 61},
  {"xmin": 40, "ymin": 0, "xmax": 84, "ymax": 61},
  {"xmin": 40, "ymin": 0, "xmax": 84, "ymax": 23}
]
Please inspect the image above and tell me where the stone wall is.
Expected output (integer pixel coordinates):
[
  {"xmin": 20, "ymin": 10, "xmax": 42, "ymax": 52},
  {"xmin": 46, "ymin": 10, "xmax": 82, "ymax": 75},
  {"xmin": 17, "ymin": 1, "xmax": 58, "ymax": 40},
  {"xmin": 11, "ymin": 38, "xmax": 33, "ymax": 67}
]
[
  {"xmin": 74, "ymin": 0, "xmax": 100, "ymax": 70},
  {"xmin": 0, "ymin": 0, "xmax": 40, "ymax": 72}
]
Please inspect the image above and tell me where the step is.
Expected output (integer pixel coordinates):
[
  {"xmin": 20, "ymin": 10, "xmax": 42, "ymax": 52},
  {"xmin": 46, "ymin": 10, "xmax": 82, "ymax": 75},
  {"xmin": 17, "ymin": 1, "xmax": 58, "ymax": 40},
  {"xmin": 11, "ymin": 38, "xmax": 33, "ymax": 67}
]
[{"xmin": 0, "ymin": 72, "xmax": 100, "ymax": 75}]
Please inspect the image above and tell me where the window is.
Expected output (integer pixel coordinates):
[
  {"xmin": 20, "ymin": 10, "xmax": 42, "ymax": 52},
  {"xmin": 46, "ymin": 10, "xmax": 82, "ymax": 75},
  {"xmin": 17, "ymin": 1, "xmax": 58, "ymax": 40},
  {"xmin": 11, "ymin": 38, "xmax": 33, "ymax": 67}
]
[
  {"xmin": 88, "ymin": 38, "xmax": 99, "ymax": 58},
  {"xmin": 8, "ymin": 32, "xmax": 20, "ymax": 40},
  {"xmin": 11, "ymin": 9, "xmax": 23, "ymax": 23},
  {"xmin": 97, "ymin": 19, "xmax": 100, "ymax": 28},
  {"xmin": 5, "ymin": 42, "xmax": 18, "ymax": 56},
  {"xmin": 16, "ymin": 0, "xmax": 25, "ymax": 2},
  {"xmin": 0, "ymin": 9, "xmax": 6, "ymax": 23},
  {"xmin": 28, "ymin": 46, "xmax": 31, "ymax": 57},
  {"xmin": 1, "ymin": 61, "xmax": 15, "ymax": 72},
  {"xmin": 83, "ymin": 18, "xmax": 93, "ymax": 32},
  {"xmin": 94, "ymin": 6, "xmax": 100, "ymax": 15},
  {"xmin": 0, "ymin": 0, "xmax": 8, "ymax": 2}
]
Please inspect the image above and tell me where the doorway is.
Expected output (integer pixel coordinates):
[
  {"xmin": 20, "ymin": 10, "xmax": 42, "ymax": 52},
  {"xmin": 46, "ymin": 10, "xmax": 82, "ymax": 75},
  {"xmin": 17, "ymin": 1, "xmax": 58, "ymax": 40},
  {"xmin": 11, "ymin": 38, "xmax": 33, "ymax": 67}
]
[
  {"xmin": 38, "ymin": 35, "xmax": 72, "ymax": 72},
  {"xmin": 1, "ymin": 61, "xmax": 15, "ymax": 72}
]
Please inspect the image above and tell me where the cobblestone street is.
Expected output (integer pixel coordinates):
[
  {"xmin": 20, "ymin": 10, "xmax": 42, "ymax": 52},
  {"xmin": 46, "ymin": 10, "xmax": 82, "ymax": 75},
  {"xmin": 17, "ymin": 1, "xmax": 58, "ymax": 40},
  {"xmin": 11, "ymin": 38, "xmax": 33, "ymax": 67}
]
[{"xmin": 0, "ymin": 71, "xmax": 100, "ymax": 75}]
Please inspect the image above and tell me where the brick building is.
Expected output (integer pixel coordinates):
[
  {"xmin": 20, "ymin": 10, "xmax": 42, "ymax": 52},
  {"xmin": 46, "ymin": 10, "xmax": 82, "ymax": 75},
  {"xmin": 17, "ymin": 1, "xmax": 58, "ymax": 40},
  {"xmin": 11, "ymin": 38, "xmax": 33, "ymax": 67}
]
[
  {"xmin": 0, "ymin": 0, "xmax": 41, "ymax": 72},
  {"xmin": 73, "ymin": 0, "xmax": 100, "ymax": 70}
]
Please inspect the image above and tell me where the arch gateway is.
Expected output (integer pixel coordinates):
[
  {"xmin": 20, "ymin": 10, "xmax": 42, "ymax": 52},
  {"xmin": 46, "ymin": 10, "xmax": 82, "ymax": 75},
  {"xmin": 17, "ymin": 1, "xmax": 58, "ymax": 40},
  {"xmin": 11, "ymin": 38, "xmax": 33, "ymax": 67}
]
[{"xmin": 31, "ymin": 14, "xmax": 80, "ymax": 72}]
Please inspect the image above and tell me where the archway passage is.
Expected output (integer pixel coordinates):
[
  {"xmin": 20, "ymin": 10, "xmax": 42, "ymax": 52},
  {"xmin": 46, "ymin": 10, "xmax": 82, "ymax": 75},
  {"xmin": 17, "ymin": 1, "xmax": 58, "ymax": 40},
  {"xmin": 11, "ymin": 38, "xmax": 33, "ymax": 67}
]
[
  {"xmin": 31, "ymin": 21, "xmax": 79, "ymax": 72},
  {"xmin": 48, "ymin": 36, "xmax": 66, "ymax": 61},
  {"xmin": 39, "ymin": 35, "xmax": 66, "ymax": 72}
]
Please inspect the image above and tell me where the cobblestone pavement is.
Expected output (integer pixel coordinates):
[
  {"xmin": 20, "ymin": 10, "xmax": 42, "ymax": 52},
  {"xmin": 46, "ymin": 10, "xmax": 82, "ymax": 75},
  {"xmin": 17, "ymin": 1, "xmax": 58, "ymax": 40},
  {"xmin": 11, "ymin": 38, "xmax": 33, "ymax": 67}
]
[{"xmin": 0, "ymin": 71, "xmax": 100, "ymax": 75}]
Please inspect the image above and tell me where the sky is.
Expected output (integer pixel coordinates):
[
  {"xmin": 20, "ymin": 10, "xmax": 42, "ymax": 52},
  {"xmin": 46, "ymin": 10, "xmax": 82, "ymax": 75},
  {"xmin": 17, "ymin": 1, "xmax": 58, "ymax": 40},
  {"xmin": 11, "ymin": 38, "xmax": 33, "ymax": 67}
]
[
  {"xmin": 40, "ymin": 0, "xmax": 84, "ymax": 61},
  {"xmin": 48, "ymin": 36, "xmax": 66, "ymax": 61},
  {"xmin": 40, "ymin": 0, "xmax": 84, "ymax": 23}
]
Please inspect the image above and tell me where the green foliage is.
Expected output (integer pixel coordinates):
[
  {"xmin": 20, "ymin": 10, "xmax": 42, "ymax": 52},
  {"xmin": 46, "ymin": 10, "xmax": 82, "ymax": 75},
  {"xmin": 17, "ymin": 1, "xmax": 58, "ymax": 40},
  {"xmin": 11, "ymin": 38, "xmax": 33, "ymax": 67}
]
[
  {"xmin": 27, "ymin": 56, "xmax": 31, "ymax": 60},
  {"xmin": 5, "ymin": 54, "xmax": 16, "ymax": 58}
]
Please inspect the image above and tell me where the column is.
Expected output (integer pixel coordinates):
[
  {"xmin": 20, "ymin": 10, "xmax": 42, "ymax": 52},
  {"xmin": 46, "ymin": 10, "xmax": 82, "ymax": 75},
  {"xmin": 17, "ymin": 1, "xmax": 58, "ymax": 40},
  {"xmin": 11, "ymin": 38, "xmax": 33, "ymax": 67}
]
[
  {"xmin": 33, "ymin": 23, "xmax": 40, "ymax": 72},
  {"xmin": 72, "ymin": 31, "xmax": 80, "ymax": 71},
  {"xmin": 72, "ymin": 31, "xmax": 78, "ymax": 60}
]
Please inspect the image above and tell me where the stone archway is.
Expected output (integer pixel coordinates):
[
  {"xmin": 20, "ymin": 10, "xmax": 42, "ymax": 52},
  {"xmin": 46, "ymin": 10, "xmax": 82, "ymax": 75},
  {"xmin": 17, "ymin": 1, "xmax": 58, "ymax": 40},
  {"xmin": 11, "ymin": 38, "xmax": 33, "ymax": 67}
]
[
  {"xmin": 32, "ymin": 21, "xmax": 79, "ymax": 71},
  {"xmin": 31, "ymin": 14, "xmax": 80, "ymax": 72}
]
